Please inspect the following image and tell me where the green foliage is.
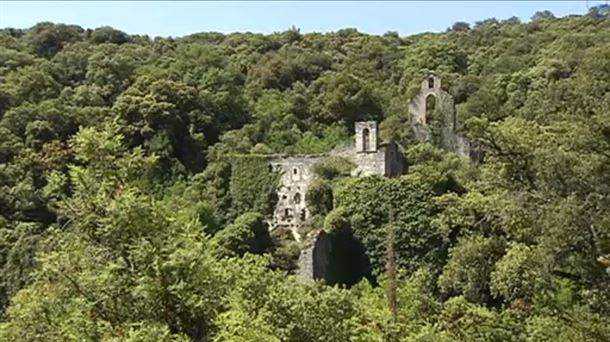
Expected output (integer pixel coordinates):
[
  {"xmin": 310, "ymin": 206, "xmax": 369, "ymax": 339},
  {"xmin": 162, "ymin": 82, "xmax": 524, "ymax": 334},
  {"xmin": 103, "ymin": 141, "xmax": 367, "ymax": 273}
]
[
  {"xmin": 24, "ymin": 22, "xmax": 84, "ymax": 57},
  {"xmin": 404, "ymin": 143, "xmax": 471, "ymax": 194},
  {"xmin": 268, "ymin": 228, "xmax": 301, "ymax": 272},
  {"xmin": 294, "ymin": 125, "xmax": 351, "ymax": 154},
  {"xmin": 311, "ymin": 156, "xmax": 355, "ymax": 180},
  {"xmin": 333, "ymin": 176, "xmax": 442, "ymax": 275},
  {"xmin": 0, "ymin": 124, "xmax": 228, "ymax": 341},
  {"xmin": 212, "ymin": 212, "xmax": 272, "ymax": 257},
  {"xmin": 90, "ymin": 26, "xmax": 130, "ymax": 45},
  {"xmin": 490, "ymin": 243, "xmax": 546, "ymax": 302},
  {"xmin": 323, "ymin": 206, "xmax": 351, "ymax": 234},
  {"xmin": 1, "ymin": 13, "xmax": 610, "ymax": 340},
  {"xmin": 305, "ymin": 179, "xmax": 333, "ymax": 216},
  {"xmin": 309, "ymin": 71, "xmax": 383, "ymax": 126},
  {"xmin": 525, "ymin": 307, "xmax": 610, "ymax": 342},
  {"xmin": 438, "ymin": 296, "xmax": 524, "ymax": 341},
  {"xmin": 186, "ymin": 159, "xmax": 233, "ymax": 229},
  {"xmin": 216, "ymin": 273, "xmax": 361, "ymax": 342},
  {"xmin": 438, "ymin": 235, "xmax": 506, "ymax": 303},
  {"xmin": 113, "ymin": 75, "xmax": 209, "ymax": 175},
  {"xmin": 228, "ymin": 155, "xmax": 279, "ymax": 218}
]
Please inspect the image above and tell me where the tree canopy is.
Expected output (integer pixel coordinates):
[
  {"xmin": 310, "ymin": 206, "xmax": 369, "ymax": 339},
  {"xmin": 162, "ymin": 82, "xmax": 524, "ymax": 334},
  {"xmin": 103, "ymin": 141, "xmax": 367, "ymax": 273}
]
[{"xmin": 1, "ymin": 10, "xmax": 610, "ymax": 341}]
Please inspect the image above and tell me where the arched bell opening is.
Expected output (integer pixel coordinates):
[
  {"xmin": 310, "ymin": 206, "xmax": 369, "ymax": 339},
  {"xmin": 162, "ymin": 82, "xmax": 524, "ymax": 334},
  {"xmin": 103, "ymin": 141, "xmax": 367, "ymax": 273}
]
[{"xmin": 362, "ymin": 128, "xmax": 370, "ymax": 151}]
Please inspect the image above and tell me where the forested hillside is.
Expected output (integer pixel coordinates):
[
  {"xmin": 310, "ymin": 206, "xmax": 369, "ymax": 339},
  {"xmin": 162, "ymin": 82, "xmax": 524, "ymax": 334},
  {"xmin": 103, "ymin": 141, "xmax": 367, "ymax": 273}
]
[{"xmin": 1, "ymin": 7, "xmax": 609, "ymax": 341}]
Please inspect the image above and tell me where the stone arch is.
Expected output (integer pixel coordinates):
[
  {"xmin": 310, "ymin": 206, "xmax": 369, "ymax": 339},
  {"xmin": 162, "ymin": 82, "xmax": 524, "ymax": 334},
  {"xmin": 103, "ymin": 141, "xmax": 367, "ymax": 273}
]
[
  {"xmin": 428, "ymin": 76, "xmax": 435, "ymax": 89},
  {"xmin": 298, "ymin": 229, "xmax": 376, "ymax": 285},
  {"xmin": 355, "ymin": 121, "xmax": 378, "ymax": 152},
  {"xmin": 324, "ymin": 228, "xmax": 375, "ymax": 287},
  {"xmin": 291, "ymin": 167, "xmax": 300, "ymax": 181},
  {"xmin": 362, "ymin": 128, "xmax": 370, "ymax": 151},
  {"xmin": 425, "ymin": 94, "xmax": 436, "ymax": 124}
]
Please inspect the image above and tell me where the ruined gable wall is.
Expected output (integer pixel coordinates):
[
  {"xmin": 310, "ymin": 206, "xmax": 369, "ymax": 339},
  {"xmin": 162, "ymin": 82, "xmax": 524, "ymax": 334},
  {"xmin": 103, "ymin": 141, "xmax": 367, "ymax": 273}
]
[
  {"xmin": 408, "ymin": 74, "xmax": 471, "ymax": 158},
  {"xmin": 408, "ymin": 74, "xmax": 454, "ymax": 141}
]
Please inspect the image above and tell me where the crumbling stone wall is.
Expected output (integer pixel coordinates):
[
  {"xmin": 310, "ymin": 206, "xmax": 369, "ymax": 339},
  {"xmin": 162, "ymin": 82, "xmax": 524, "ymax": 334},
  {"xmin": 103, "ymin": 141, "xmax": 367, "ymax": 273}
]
[
  {"xmin": 336, "ymin": 143, "xmax": 387, "ymax": 177},
  {"xmin": 408, "ymin": 73, "xmax": 471, "ymax": 158},
  {"xmin": 269, "ymin": 121, "xmax": 405, "ymax": 240},
  {"xmin": 334, "ymin": 141, "xmax": 404, "ymax": 177},
  {"xmin": 296, "ymin": 231, "xmax": 331, "ymax": 281},
  {"xmin": 269, "ymin": 155, "xmax": 324, "ymax": 240},
  {"xmin": 274, "ymin": 74, "xmax": 478, "ymax": 281}
]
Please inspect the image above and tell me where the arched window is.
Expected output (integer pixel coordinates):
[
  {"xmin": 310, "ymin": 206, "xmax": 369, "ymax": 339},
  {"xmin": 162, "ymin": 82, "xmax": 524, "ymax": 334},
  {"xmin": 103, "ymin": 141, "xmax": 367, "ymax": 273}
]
[
  {"xmin": 362, "ymin": 128, "xmax": 370, "ymax": 151},
  {"xmin": 293, "ymin": 192, "xmax": 301, "ymax": 204},
  {"xmin": 425, "ymin": 94, "xmax": 436, "ymax": 124},
  {"xmin": 283, "ymin": 208, "xmax": 293, "ymax": 220},
  {"xmin": 291, "ymin": 167, "xmax": 299, "ymax": 181},
  {"xmin": 428, "ymin": 77, "xmax": 435, "ymax": 89}
]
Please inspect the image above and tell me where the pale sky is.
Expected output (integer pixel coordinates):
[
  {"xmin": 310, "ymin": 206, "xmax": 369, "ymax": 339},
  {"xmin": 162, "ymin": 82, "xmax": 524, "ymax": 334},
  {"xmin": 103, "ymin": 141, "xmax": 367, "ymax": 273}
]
[{"xmin": 0, "ymin": 1, "xmax": 606, "ymax": 37}]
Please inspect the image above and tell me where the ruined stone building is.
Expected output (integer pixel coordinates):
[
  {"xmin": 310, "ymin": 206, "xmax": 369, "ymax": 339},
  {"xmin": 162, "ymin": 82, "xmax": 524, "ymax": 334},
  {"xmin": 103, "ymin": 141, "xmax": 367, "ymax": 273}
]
[
  {"xmin": 408, "ymin": 73, "xmax": 471, "ymax": 158},
  {"xmin": 269, "ymin": 120, "xmax": 405, "ymax": 240},
  {"xmin": 267, "ymin": 74, "xmax": 469, "ymax": 281}
]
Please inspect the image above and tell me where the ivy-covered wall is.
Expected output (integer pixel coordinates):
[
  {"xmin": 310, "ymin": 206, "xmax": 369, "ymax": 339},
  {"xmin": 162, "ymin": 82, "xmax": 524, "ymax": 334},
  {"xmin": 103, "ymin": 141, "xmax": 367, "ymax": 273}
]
[
  {"xmin": 228, "ymin": 154, "xmax": 280, "ymax": 218},
  {"xmin": 330, "ymin": 176, "xmax": 444, "ymax": 276}
]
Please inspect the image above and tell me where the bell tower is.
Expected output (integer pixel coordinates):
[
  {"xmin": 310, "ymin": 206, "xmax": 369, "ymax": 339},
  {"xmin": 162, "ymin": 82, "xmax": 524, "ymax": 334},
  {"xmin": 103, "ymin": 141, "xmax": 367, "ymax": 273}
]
[{"xmin": 355, "ymin": 121, "xmax": 378, "ymax": 152}]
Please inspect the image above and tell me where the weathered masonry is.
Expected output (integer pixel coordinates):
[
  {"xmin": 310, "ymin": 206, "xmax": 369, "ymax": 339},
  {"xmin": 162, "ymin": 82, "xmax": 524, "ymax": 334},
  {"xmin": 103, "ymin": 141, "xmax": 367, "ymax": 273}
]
[
  {"xmin": 268, "ymin": 120, "xmax": 406, "ymax": 240},
  {"xmin": 268, "ymin": 74, "xmax": 470, "ymax": 282},
  {"xmin": 269, "ymin": 155, "xmax": 324, "ymax": 238},
  {"xmin": 408, "ymin": 73, "xmax": 471, "ymax": 157}
]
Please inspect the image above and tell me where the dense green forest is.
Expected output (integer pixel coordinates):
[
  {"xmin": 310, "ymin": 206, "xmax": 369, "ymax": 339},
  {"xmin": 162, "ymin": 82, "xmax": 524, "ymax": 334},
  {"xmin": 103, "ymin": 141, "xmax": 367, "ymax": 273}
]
[{"xmin": 1, "ymin": 7, "xmax": 609, "ymax": 341}]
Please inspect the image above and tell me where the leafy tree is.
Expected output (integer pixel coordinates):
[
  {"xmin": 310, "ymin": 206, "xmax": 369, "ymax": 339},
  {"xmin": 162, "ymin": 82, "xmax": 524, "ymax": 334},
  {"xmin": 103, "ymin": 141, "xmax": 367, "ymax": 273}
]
[
  {"xmin": 333, "ymin": 176, "xmax": 443, "ymax": 275},
  {"xmin": 438, "ymin": 235, "xmax": 506, "ymax": 303},
  {"xmin": 531, "ymin": 10, "xmax": 555, "ymax": 21},
  {"xmin": 0, "ymin": 65, "xmax": 61, "ymax": 104},
  {"xmin": 212, "ymin": 212, "xmax": 272, "ymax": 257},
  {"xmin": 113, "ymin": 76, "xmax": 209, "ymax": 174},
  {"xmin": 309, "ymin": 71, "xmax": 383, "ymax": 126},
  {"xmin": 1, "ymin": 12, "xmax": 610, "ymax": 339},
  {"xmin": 24, "ymin": 22, "xmax": 83, "ymax": 57},
  {"xmin": 90, "ymin": 26, "xmax": 130, "ymax": 45},
  {"xmin": 449, "ymin": 22, "xmax": 471, "ymax": 32},
  {"xmin": 305, "ymin": 179, "xmax": 333, "ymax": 216}
]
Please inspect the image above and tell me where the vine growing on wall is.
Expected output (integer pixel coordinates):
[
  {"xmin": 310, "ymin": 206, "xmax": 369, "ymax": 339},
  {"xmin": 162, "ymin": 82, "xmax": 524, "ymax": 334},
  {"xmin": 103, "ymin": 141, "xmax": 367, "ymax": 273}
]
[
  {"xmin": 330, "ymin": 176, "xmax": 444, "ymax": 276},
  {"xmin": 228, "ymin": 154, "xmax": 280, "ymax": 218},
  {"xmin": 429, "ymin": 95, "xmax": 454, "ymax": 148},
  {"xmin": 304, "ymin": 156, "xmax": 355, "ymax": 231}
]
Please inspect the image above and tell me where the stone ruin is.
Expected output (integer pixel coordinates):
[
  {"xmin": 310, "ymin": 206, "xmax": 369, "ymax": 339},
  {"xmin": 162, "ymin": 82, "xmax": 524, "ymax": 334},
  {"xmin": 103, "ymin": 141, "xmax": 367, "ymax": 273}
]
[
  {"xmin": 408, "ymin": 72, "xmax": 471, "ymax": 158},
  {"xmin": 267, "ymin": 74, "xmax": 470, "ymax": 282},
  {"xmin": 268, "ymin": 120, "xmax": 405, "ymax": 242}
]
